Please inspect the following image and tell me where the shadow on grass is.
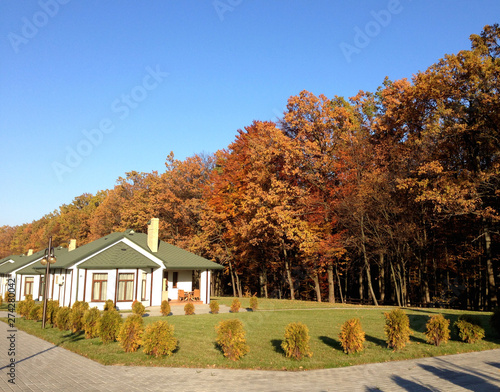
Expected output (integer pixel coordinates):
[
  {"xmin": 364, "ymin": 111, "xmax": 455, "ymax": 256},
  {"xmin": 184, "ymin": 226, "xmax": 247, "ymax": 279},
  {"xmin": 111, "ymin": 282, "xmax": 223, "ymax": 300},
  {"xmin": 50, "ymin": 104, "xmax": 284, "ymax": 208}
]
[
  {"xmin": 365, "ymin": 334, "xmax": 387, "ymax": 348},
  {"xmin": 410, "ymin": 335, "xmax": 427, "ymax": 344},
  {"xmin": 319, "ymin": 336, "xmax": 343, "ymax": 351},
  {"xmin": 271, "ymin": 339, "xmax": 284, "ymax": 355},
  {"xmin": 60, "ymin": 330, "xmax": 85, "ymax": 344}
]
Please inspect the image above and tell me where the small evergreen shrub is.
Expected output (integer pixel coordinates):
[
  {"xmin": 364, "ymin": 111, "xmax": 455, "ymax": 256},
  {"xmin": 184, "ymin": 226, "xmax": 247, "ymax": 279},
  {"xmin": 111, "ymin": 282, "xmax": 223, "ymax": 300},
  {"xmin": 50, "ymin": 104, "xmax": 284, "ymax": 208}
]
[
  {"xmin": 118, "ymin": 314, "xmax": 144, "ymax": 353},
  {"xmin": 161, "ymin": 300, "xmax": 171, "ymax": 316},
  {"xmin": 281, "ymin": 322, "xmax": 313, "ymax": 360},
  {"xmin": 209, "ymin": 300, "xmax": 219, "ymax": 314},
  {"xmin": 425, "ymin": 314, "xmax": 450, "ymax": 346},
  {"xmin": 25, "ymin": 294, "xmax": 33, "ymax": 301},
  {"xmin": 384, "ymin": 308, "xmax": 412, "ymax": 351},
  {"xmin": 69, "ymin": 308, "xmax": 86, "ymax": 333},
  {"xmin": 132, "ymin": 300, "xmax": 146, "ymax": 316},
  {"xmin": 55, "ymin": 307, "xmax": 71, "ymax": 331},
  {"xmin": 230, "ymin": 298, "xmax": 241, "ymax": 313},
  {"xmin": 339, "ymin": 318, "xmax": 365, "ymax": 354},
  {"xmin": 46, "ymin": 300, "xmax": 60, "ymax": 326},
  {"xmin": 98, "ymin": 309, "xmax": 123, "ymax": 344},
  {"xmin": 454, "ymin": 319, "xmax": 485, "ymax": 343},
  {"xmin": 104, "ymin": 299, "xmax": 115, "ymax": 311},
  {"xmin": 184, "ymin": 302, "xmax": 195, "ymax": 315},
  {"xmin": 4, "ymin": 291, "xmax": 9, "ymax": 302},
  {"xmin": 215, "ymin": 319, "xmax": 249, "ymax": 361},
  {"xmin": 143, "ymin": 321, "xmax": 178, "ymax": 357},
  {"xmin": 19, "ymin": 298, "xmax": 35, "ymax": 317},
  {"xmin": 0, "ymin": 295, "xmax": 2, "ymax": 306},
  {"xmin": 28, "ymin": 304, "xmax": 43, "ymax": 321},
  {"xmin": 491, "ymin": 307, "xmax": 500, "ymax": 337},
  {"xmin": 83, "ymin": 307, "xmax": 101, "ymax": 339},
  {"xmin": 249, "ymin": 295, "xmax": 258, "ymax": 311}
]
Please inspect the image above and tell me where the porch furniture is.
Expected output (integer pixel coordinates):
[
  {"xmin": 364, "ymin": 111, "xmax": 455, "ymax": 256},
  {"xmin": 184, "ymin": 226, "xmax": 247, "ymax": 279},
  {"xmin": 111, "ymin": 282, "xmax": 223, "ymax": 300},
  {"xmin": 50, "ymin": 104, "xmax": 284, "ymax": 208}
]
[
  {"xmin": 178, "ymin": 289, "xmax": 185, "ymax": 301},
  {"xmin": 192, "ymin": 289, "xmax": 200, "ymax": 301}
]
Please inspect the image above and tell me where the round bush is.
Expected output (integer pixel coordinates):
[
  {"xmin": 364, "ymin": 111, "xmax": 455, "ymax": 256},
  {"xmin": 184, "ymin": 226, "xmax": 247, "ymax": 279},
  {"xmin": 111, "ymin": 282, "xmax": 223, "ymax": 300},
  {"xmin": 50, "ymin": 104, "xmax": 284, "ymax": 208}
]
[
  {"xmin": 161, "ymin": 300, "xmax": 171, "ymax": 316},
  {"xmin": 215, "ymin": 319, "xmax": 249, "ymax": 361},
  {"xmin": 249, "ymin": 296, "xmax": 258, "ymax": 311},
  {"xmin": 28, "ymin": 304, "xmax": 42, "ymax": 321},
  {"xmin": 184, "ymin": 302, "xmax": 195, "ymax": 315},
  {"xmin": 83, "ymin": 307, "xmax": 101, "ymax": 339},
  {"xmin": 132, "ymin": 300, "xmax": 146, "ymax": 316},
  {"xmin": 425, "ymin": 314, "xmax": 450, "ymax": 346},
  {"xmin": 118, "ymin": 314, "xmax": 144, "ymax": 353},
  {"xmin": 230, "ymin": 298, "xmax": 241, "ymax": 313},
  {"xmin": 281, "ymin": 322, "xmax": 312, "ymax": 360},
  {"xmin": 339, "ymin": 318, "xmax": 365, "ymax": 354},
  {"xmin": 454, "ymin": 319, "xmax": 485, "ymax": 343},
  {"xmin": 384, "ymin": 308, "xmax": 412, "ymax": 351},
  {"xmin": 209, "ymin": 301, "xmax": 219, "ymax": 314},
  {"xmin": 143, "ymin": 321, "xmax": 178, "ymax": 357},
  {"xmin": 104, "ymin": 299, "xmax": 115, "ymax": 311},
  {"xmin": 55, "ymin": 307, "xmax": 71, "ymax": 331},
  {"xmin": 98, "ymin": 309, "xmax": 123, "ymax": 344}
]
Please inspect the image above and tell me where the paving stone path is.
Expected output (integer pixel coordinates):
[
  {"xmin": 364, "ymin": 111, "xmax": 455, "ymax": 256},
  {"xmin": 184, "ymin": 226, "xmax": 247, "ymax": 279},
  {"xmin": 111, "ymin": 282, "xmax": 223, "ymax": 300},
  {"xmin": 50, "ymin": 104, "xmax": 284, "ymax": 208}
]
[{"xmin": 1, "ymin": 316, "xmax": 500, "ymax": 391}]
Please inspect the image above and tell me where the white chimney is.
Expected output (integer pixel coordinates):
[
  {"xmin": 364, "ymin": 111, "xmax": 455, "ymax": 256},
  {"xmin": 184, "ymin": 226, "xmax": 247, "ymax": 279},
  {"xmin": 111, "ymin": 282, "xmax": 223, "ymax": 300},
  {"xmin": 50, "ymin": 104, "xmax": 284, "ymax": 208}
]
[
  {"xmin": 69, "ymin": 239, "xmax": 77, "ymax": 251},
  {"xmin": 27, "ymin": 249, "xmax": 33, "ymax": 256},
  {"xmin": 147, "ymin": 218, "xmax": 159, "ymax": 253}
]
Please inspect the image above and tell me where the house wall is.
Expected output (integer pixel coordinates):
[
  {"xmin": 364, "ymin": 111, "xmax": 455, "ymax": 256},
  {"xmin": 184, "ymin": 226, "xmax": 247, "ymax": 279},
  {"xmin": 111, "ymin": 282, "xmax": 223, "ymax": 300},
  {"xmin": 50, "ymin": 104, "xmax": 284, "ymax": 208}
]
[
  {"xmin": 151, "ymin": 266, "xmax": 163, "ymax": 307},
  {"xmin": 166, "ymin": 270, "xmax": 193, "ymax": 301},
  {"xmin": 200, "ymin": 270, "xmax": 211, "ymax": 304}
]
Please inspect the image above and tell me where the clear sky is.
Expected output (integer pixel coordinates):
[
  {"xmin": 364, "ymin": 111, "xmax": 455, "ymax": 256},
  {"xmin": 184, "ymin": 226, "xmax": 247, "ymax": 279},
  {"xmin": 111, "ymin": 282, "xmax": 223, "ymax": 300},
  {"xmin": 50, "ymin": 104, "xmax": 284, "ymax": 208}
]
[{"xmin": 1, "ymin": 0, "xmax": 499, "ymax": 227}]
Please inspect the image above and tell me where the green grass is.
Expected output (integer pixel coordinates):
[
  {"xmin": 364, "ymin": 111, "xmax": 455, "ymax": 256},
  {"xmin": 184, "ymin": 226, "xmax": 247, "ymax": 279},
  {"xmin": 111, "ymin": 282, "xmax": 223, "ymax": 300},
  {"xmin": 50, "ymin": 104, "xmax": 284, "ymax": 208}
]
[
  {"xmin": 212, "ymin": 296, "xmax": 374, "ymax": 310},
  {"xmin": 3, "ymin": 305, "xmax": 499, "ymax": 370}
]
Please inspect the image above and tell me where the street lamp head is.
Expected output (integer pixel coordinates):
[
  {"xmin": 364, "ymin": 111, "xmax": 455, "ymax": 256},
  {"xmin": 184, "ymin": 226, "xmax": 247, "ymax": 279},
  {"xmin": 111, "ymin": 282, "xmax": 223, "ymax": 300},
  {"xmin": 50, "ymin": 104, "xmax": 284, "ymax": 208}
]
[
  {"xmin": 49, "ymin": 256, "xmax": 56, "ymax": 264},
  {"xmin": 41, "ymin": 258, "xmax": 48, "ymax": 266}
]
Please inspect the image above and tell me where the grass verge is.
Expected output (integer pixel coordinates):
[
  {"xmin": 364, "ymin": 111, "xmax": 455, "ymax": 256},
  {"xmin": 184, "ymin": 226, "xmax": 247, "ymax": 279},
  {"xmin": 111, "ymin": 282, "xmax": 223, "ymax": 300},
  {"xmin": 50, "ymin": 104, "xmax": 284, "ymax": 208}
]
[{"xmin": 2, "ymin": 306, "xmax": 499, "ymax": 370}]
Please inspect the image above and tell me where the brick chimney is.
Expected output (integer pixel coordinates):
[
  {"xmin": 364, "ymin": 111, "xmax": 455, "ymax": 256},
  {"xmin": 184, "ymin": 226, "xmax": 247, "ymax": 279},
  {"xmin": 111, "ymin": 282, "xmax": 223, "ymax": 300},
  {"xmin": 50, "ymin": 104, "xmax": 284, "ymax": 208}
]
[
  {"xmin": 69, "ymin": 239, "xmax": 77, "ymax": 251},
  {"xmin": 27, "ymin": 249, "xmax": 33, "ymax": 256},
  {"xmin": 147, "ymin": 218, "xmax": 159, "ymax": 253}
]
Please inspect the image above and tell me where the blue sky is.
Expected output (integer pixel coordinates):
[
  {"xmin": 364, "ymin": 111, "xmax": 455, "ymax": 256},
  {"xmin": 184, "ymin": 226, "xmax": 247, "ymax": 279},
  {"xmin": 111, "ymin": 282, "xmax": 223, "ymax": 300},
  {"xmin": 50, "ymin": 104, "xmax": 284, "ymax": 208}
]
[{"xmin": 1, "ymin": 0, "xmax": 499, "ymax": 227}]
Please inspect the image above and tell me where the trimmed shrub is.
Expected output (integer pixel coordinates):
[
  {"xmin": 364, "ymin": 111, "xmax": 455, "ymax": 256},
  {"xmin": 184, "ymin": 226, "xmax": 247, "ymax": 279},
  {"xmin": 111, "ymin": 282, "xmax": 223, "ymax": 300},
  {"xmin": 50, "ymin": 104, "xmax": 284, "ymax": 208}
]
[
  {"xmin": 425, "ymin": 314, "xmax": 450, "ymax": 346},
  {"xmin": 491, "ymin": 307, "xmax": 500, "ymax": 337},
  {"xmin": 132, "ymin": 300, "xmax": 146, "ymax": 316},
  {"xmin": 384, "ymin": 308, "xmax": 412, "ymax": 351},
  {"xmin": 55, "ymin": 307, "xmax": 71, "ymax": 331},
  {"xmin": 4, "ymin": 291, "xmax": 9, "ymax": 302},
  {"xmin": 230, "ymin": 298, "xmax": 240, "ymax": 313},
  {"xmin": 69, "ymin": 301, "xmax": 89, "ymax": 333},
  {"xmin": 143, "ymin": 321, "xmax": 178, "ymax": 358},
  {"xmin": 161, "ymin": 300, "xmax": 171, "ymax": 316},
  {"xmin": 83, "ymin": 307, "xmax": 101, "ymax": 339},
  {"xmin": 98, "ymin": 309, "xmax": 123, "ymax": 344},
  {"xmin": 19, "ymin": 298, "xmax": 35, "ymax": 317},
  {"xmin": 249, "ymin": 296, "xmax": 258, "ymax": 311},
  {"xmin": 339, "ymin": 318, "xmax": 365, "ymax": 354},
  {"xmin": 25, "ymin": 294, "xmax": 33, "ymax": 301},
  {"xmin": 454, "ymin": 319, "xmax": 485, "ymax": 343},
  {"xmin": 0, "ymin": 295, "xmax": 2, "ymax": 306},
  {"xmin": 215, "ymin": 319, "xmax": 249, "ymax": 361},
  {"xmin": 184, "ymin": 302, "xmax": 195, "ymax": 315},
  {"xmin": 104, "ymin": 299, "xmax": 115, "ymax": 311},
  {"xmin": 281, "ymin": 322, "xmax": 313, "ymax": 360},
  {"xmin": 118, "ymin": 314, "xmax": 144, "ymax": 353},
  {"xmin": 209, "ymin": 301, "xmax": 219, "ymax": 314},
  {"xmin": 28, "ymin": 304, "xmax": 43, "ymax": 321}
]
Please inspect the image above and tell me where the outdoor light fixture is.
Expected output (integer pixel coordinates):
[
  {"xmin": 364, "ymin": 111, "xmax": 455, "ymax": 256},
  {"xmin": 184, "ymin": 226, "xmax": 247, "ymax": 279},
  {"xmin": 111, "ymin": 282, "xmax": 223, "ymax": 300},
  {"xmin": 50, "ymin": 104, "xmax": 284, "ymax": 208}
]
[{"xmin": 40, "ymin": 236, "xmax": 56, "ymax": 328}]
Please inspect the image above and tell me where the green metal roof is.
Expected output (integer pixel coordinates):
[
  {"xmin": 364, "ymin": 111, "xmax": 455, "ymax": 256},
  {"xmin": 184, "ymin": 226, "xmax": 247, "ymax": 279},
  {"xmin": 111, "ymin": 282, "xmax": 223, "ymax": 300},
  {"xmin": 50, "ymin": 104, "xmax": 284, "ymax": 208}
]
[
  {"xmin": 9, "ymin": 246, "xmax": 67, "ymax": 275},
  {"xmin": 78, "ymin": 242, "xmax": 159, "ymax": 269},
  {"xmin": 28, "ymin": 229, "xmax": 224, "ymax": 271}
]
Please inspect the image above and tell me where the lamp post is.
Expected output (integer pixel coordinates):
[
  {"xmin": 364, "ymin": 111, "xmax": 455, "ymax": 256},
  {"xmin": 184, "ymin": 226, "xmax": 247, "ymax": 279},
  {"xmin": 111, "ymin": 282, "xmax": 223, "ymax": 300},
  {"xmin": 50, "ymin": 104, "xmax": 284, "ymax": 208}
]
[{"xmin": 40, "ymin": 236, "xmax": 56, "ymax": 328}]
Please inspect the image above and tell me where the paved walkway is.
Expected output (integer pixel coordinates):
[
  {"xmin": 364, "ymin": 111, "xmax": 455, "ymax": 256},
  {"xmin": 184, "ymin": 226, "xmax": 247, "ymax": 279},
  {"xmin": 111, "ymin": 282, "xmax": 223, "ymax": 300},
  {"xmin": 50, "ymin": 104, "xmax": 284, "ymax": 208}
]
[{"xmin": 1, "ymin": 317, "xmax": 500, "ymax": 391}]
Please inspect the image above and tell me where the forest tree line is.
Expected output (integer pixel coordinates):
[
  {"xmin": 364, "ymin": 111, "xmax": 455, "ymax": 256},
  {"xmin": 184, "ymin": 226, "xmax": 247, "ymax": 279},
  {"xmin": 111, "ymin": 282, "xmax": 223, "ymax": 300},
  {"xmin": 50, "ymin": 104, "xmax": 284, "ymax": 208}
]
[{"xmin": 1, "ymin": 25, "xmax": 499, "ymax": 310}]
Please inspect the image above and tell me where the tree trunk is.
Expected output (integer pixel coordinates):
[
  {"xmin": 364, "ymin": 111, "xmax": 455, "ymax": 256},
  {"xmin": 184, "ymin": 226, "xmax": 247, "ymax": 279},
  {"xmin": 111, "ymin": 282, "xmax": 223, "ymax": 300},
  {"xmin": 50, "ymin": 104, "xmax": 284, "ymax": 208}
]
[
  {"xmin": 336, "ymin": 265, "xmax": 344, "ymax": 303},
  {"xmin": 228, "ymin": 261, "xmax": 237, "ymax": 297},
  {"xmin": 327, "ymin": 263, "xmax": 335, "ymax": 303},
  {"xmin": 285, "ymin": 259, "xmax": 295, "ymax": 300},
  {"xmin": 360, "ymin": 218, "xmax": 379, "ymax": 306},
  {"xmin": 378, "ymin": 253, "xmax": 385, "ymax": 303},
  {"xmin": 484, "ymin": 225, "xmax": 498, "ymax": 309},
  {"xmin": 390, "ymin": 259, "xmax": 401, "ymax": 307},
  {"xmin": 312, "ymin": 272, "xmax": 322, "ymax": 302},
  {"xmin": 359, "ymin": 266, "xmax": 364, "ymax": 300},
  {"xmin": 260, "ymin": 269, "xmax": 268, "ymax": 298}
]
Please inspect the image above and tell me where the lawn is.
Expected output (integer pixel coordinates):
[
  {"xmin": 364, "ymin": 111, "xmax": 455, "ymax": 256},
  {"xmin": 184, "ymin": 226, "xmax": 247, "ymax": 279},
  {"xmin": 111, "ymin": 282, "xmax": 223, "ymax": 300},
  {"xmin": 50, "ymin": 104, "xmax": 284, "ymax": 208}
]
[{"xmin": 3, "ymin": 303, "xmax": 499, "ymax": 371}]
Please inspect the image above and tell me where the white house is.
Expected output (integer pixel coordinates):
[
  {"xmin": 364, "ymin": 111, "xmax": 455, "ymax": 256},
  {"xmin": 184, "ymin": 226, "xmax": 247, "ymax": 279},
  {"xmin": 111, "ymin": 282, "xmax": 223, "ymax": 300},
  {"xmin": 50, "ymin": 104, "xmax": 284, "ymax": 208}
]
[{"xmin": 11, "ymin": 218, "xmax": 224, "ymax": 310}]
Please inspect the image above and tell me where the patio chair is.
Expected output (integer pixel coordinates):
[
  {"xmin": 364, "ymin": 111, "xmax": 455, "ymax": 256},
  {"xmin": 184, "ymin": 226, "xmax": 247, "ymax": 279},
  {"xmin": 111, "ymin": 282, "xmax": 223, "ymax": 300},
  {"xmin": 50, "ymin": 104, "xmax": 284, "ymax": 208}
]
[
  {"xmin": 193, "ymin": 289, "xmax": 200, "ymax": 301},
  {"xmin": 178, "ymin": 289, "xmax": 185, "ymax": 301}
]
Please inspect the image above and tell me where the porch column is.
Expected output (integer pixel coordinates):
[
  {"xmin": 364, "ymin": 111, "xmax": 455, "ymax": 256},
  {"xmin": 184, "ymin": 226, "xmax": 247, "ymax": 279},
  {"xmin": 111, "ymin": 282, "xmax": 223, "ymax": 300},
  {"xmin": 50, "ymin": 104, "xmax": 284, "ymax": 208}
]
[{"xmin": 200, "ymin": 270, "xmax": 211, "ymax": 304}]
